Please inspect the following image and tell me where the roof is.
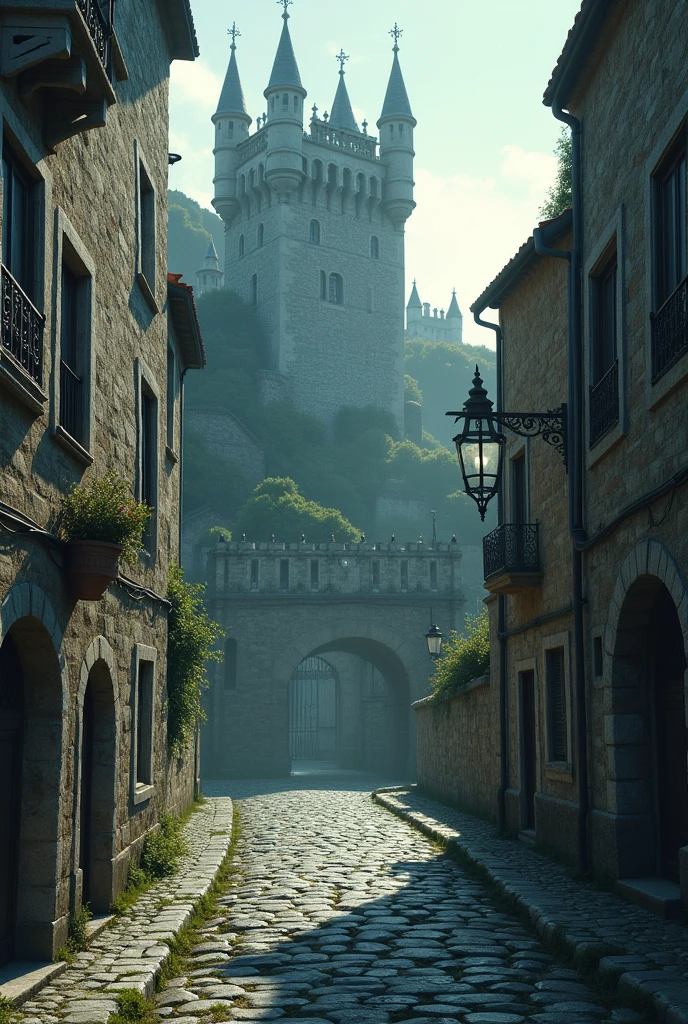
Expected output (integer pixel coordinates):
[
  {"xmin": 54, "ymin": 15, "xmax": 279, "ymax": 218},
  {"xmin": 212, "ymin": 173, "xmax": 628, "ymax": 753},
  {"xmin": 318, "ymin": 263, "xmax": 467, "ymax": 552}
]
[
  {"xmin": 216, "ymin": 45, "xmax": 250, "ymax": 119},
  {"xmin": 379, "ymin": 50, "xmax": 415, "ymax": 122},
  {"xmin": 205, "ymin": 239, "xmax": 218, "ymax": 259},
  {"xmin": 267, "ymin": 15, "xmax": 303, "ymax": 92},
  {"xmin": 544, "ymin": 0, "xmax": 616, "ymax": 106},
  {"xmin": 407, "ymin": 281, "xmax": 421, "ymax": 308},
  {"xmin": 330, "ymin": 73, "xmax": 359, "ymax": 132},
  {"xmin": 447, "ymin": 290, "xmax": 461, "ymax": 317},
  {"xmin": 167, "ymin": 273, "xmax": 206, "ymax": 370},
  {"xmin": 159, "ymin": 0, "xmax": 199, "ymax": 61},
  {"xmin": 470, "ymin": 208, "xmax": 573, "ymax": 313}
]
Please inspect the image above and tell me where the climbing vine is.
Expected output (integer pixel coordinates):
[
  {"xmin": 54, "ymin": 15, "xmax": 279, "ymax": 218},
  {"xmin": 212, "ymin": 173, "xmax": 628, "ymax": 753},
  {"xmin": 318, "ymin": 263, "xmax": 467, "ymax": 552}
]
[{"xmin": 166, "ymin": 565, "xmax": 224, "ymax": 756}]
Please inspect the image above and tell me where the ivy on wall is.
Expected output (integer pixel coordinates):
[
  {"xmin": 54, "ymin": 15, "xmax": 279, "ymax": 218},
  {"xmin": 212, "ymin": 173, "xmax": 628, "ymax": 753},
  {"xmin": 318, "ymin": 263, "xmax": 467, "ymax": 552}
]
[{"xmin": 431, "ymin": 607, "xmax": 490, "ymax": 702}]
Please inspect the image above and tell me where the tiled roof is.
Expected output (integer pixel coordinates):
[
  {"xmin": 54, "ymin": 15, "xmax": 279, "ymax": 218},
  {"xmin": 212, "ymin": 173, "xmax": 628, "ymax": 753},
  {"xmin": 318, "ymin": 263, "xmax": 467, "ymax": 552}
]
[
  {"xmin": 543, "ymin": 0, "xmax": 615, "ymax": 106},
  {"xmin": 216, "ymin": 46, "xmax": 249, "ymax": 118},
  {"xmin": 330, "ymin": 74, "xmax": 359, "ymax": 132},
  {"xmin": 167, "ymin": 273, "xmax": 205, "ymax": 370},
  {"xmin": 162, "ymin": 0, "xmax": 200, "ymax": 61},
  {"xmin": 379, "ymin": 51, "xmax": 414, "ymax": 121},
  {"xmin": 268, "ymin": 17, "xmax": 303, "ymax": 90}
]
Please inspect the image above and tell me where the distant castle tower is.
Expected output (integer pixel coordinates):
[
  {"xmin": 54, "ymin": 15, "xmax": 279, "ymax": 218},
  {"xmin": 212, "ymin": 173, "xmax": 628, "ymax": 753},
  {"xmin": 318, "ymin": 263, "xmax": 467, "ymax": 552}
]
[
  {"xmin": 195, "ymin": 238, "xmax": 224, "ymax": 296},
  {"xmin": 211, "ymin": 9, "xmax": 416, "ymax": 431},
  {"xmin": 406, "ymin": 281, "xmax": 463, "ymax": 344}
]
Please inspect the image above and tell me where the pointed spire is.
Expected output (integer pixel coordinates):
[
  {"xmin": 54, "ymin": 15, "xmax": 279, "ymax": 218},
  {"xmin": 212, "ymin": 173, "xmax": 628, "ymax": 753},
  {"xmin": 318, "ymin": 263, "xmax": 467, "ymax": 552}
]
[
  {"xmin": 380, "ymin": 23, "xmax": 414, "ymax": 121},
  {"xmin": 216, "ymin": 23, "xmax": 250, "ymax": 119},
  {"xmin": 205, "ymin": 238, "xmax": 219, "ymax": 261},
  {"xmin": 408, "ymin": 280, "xmax": 421, "ymax": 308},
  {"xmin": 447, "ymin": 289, "xmax": 462, "ymax": 317},
  {"xmin": 267, "ymin": 0, "xmax": 303, "ymax": 91},
  {"xmin": 329, "ymin": 49, "xmax": 359, "ymax": 131}
]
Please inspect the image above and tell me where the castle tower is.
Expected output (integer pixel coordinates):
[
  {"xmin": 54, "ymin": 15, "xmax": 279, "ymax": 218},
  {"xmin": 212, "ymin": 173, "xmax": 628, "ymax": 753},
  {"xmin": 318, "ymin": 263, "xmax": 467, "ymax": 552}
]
[
  {"xmin": 212, "ymin": 9, "xmax": 416, "ymax": 433},
  {"xmin": 196, "ymin": 238, "xmax": 224, "ymax": 296},
  {"xmin": 406, "ymin": 279, "xmax": 422, "ymax": 335},
  {"xmin": 212, "ymin": 23, "xmax": 252, "ymax": 225},
  {"xmin": 446, "ymin": 288, "xmax": 463, "ymax": 344},
  {"xmin": 405, "ymin": 283, "xmax": 463, "ymax": 344}
]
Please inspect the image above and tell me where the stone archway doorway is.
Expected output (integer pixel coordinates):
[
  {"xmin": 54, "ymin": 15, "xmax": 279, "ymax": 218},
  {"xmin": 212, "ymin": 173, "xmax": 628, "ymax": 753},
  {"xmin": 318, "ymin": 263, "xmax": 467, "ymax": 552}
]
[
  {"xmin": 289, "ymin": 657, "xmax": 338, "ymax": 768},
  {"xmin": 0, "ymin": 634, "xmax": 24, "ymax": 967}
]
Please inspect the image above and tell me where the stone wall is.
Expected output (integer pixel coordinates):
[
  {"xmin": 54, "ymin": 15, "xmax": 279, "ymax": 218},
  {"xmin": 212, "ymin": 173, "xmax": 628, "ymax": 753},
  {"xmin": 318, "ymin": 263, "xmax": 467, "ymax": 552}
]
[
  {"xmin": 414, "ymin": 675, "xmax": 498, "ymax": 821},
  {"xmin": 185, "ymin": 408, "xmax": 265, "ymax": 484}
]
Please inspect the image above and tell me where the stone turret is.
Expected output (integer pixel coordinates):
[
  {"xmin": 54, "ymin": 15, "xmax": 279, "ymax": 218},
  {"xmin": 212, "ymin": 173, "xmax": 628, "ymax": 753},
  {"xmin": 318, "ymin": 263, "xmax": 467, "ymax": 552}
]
[
  {"xmin": 406, "ymin": 279, "xmax": 422, "ymax": 334},
  {"xmin": 446, "ymin": 288, "xmax": 463, "ymax": 343},
  {"xmin": 212, "ymin": 24, "xmax": 252, "ymax": 224},
  {"xmin": 329, "ymin": 53, "xmax": 358, "ymax": 132},
  {"xmin": 195, "ymin": 238, "xmax": 224, "ymax": 296},
  {"xmin": 377, "ymin": 26, "xmax": 416, "ymax": 229},
  {"xmin": 263, "ymin": 6, "xmax": 307, "ymax": 199},
  {"xmin": 406, "ymin": 283, "xmax": 463, "ymax": 344}
]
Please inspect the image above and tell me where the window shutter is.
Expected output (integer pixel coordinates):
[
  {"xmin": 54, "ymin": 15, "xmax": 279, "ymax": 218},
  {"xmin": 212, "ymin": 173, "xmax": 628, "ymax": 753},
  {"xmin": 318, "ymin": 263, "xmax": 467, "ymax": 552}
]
[{"xmin": 547, "ymin": 647, "xmax": 567, "ymax": 762}]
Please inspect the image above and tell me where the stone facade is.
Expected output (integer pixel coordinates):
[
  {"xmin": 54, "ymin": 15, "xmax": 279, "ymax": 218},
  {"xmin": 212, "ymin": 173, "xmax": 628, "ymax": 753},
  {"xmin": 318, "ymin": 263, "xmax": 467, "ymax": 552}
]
[
  {"xmin": 0, "ymin": 0, "xmax": 201, "ymax": 964},
  {"xmin": 202, "ymin": 540, "xmax": 464, "ymax": 779}
]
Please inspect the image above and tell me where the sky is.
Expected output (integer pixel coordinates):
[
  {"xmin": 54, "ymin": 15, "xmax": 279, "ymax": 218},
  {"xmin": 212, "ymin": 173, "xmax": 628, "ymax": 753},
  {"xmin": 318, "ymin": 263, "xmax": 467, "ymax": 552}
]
[{"xmin": 170, "ymin": 0, "xmax": 582, "ymax": 349}]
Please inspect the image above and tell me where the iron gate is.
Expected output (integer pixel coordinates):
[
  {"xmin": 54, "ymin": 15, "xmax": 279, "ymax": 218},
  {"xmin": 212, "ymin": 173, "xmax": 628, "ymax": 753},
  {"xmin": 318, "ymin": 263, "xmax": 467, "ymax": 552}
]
[{"xmin": 289, "ymin": 657, "xmax": 337, "ymax": 761}]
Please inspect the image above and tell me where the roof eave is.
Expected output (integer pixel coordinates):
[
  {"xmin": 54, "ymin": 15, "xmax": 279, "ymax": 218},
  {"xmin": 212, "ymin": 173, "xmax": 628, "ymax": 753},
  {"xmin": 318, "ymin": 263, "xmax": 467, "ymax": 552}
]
[
  {"xmin": 158, "ymin": 0, "xmax": 199, "ymax": 62},
  {"xmin": 544, "ymin": 0, "xmax": 614, "ymax": 107},
  {"xmin": 167, "ymin": 276, "xmax": 206, "ymax": 370}
]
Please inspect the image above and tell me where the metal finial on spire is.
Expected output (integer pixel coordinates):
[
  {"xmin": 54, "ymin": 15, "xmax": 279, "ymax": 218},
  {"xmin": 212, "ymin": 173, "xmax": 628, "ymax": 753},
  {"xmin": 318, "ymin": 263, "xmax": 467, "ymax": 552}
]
[
  {"xmin": 278, "ymin": 0, "xmax": 293, "ymax": 18},
  {"xmin": 311, "ymin": 103, "xmax": 319, "ymax": 121},
  {"xmin": 336, "ymin": 48, "xmax": 350, "ymax": 74},
  {"xmin": 228, "ymin": 21, "xmax": 241, "ymax": 49},
  {"xmin": 389, "ymin": 22, "xmax": 403, "ymax": 52}
]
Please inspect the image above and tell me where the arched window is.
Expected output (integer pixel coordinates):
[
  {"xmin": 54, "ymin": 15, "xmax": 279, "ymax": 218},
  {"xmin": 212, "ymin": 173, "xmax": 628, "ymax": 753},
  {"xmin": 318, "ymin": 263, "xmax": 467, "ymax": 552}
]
[
  {"xmin": 250, "ymin": 274, "xmax": 257, "ymax": 305},
  {"xmin": 224, "ymin": 639, "xmax": 237, "ymax": 691},
  {"xmin": 320, "ymin": 270, "xmax": 327, "ymax": 300},
  {"xmin": 309, "ymin": 219, "xmax": 321, "ymax": 245},
  {"xmin": 389, "ymin": 125, "xmax": 394, "ymax": 138},
  {"xmin": 328, "ymin": 273, "xmax": 343, "ymax": 305},
  {"xmin": 228, "ymin": 121, "xmax": 234, "ymax": 139},
  {"xmin": 370, "ymin": 235, "xmax": 380, "ymax": 259},
  {"xmin": 282, "ymin": 93, "xmax": 289, "ymax": 109},
  {"xmin": 271, "ymin": 96, "xmax": 275, "ymax": 111},
  {"xmin": 294, "ymin": 95, "xmax": 300, "ymax": 112},
  {"xmin": 239, "ymin": 234, "xmax": 245, "ymax": 258},
  {"xmin": 398, "ymin": 123, "xmax": 405, "ymax": 135},
  {"xmin": 257, "ymin": 223, "xmax": 264, "ymax": 248}
]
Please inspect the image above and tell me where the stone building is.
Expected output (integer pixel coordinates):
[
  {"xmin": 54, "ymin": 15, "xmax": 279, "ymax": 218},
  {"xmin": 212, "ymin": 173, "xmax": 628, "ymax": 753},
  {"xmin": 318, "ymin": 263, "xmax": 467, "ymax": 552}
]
[
  {"xmin": 0, "ymin": 0, "xmax": 202, "ymax": 965},
  {"xmin": 211, "ymin": 11, "xmax": 416, "ymax": 432},
  {"xmin": 450, "ymin": 0, "xmax": 688, "ymax": 912},
  {"xmin": 405, "ymin": 281, "xmax": 463, "ymax": 344},
  {"xmin": 202, "ymin": 539, "xmax": 464, "ymax": 779},
  {"xmin": 195, "ymin": 238, "xmax": 224, "ymax": 297}
]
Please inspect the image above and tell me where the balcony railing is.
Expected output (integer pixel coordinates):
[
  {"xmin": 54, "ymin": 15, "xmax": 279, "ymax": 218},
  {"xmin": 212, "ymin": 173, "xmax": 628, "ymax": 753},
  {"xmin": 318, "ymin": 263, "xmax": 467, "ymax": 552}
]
[
  {"xmin": 483, "ymin": 523, "xmax": 541, "ymax": 584},
  {"xmin": 76, "ymin": 0, "xmax": 113, "ymax": 75},
  {"xmin": 1, "ymin": 265, "xmax": 45, "ymax": 386},
  {"xmin": 651, "ymin": 274, "xmax": 688, "ymax": 381},
  {"xmin": 589, "ymin": 359, "xmax": 619, "ymax": 448},
  {"xmin": 60, "ymin": 361, "xmax": 84, "ymax": 442}
]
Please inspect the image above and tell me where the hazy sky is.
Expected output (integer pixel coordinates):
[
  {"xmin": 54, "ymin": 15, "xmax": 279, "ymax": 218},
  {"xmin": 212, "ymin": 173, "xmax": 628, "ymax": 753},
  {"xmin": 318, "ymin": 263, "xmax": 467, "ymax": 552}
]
[{"xmin": 170, "ymin": 0, "xmax": 581, "ymax": 348}]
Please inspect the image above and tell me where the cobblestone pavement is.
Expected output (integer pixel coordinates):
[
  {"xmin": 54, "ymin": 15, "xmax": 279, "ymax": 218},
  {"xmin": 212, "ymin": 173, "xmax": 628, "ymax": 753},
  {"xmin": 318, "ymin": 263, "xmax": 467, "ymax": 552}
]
[
  {"xmin": 148, "ymin": 774, "xmax": 652, "ymax": 1024},
  {"xmin": 375, "ymin": 788, "xmax": 688, "ymax": 1024}
]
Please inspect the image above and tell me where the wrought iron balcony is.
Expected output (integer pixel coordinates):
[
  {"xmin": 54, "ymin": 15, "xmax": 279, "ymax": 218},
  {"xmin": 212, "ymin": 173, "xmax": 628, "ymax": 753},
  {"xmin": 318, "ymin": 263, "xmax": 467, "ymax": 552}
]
[
  {"xmin": 652, "ymin": 275, "xmax": 688, "ymax": 382},
  {"xmin": 60, "ymin": 361, "xmax": 84, "ymax": 442},
  {"xmin": 483, "ymin": 522, "xmax": 543, "ymax": 595},
  {"xmin": 589, "ymin": 359, "xmax": 619, "ymax": 448},
  {"xmin": 1, "ymin": 265, "xmax": 45, "ymax": 387},
  {"xmin": 76, "ymin": 0, "xmax": 113, "ymax": 75}
]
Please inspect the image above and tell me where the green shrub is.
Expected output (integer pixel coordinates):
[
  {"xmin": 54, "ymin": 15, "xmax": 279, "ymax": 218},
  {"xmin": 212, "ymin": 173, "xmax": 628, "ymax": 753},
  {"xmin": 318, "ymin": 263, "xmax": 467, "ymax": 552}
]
[
  {"xmin": 140, "ymin": 812, "xmax": 187, "ymax": 879},
  {"xmin": 109, "ymin": 990, "xmax": 155, "ymax": 1024},
  {"xmin": 431, "ymin": 608, "xmax": 490, "ymax": 701},
  {"xmin": 167, "ymin": 565, "xmax": 224, "ymax": 756},
  {"xmin": 59, "ymin": 472, "xmax": 151, "ymax": 565},
  {"xmin": 0, "ymin": 996, "xmax": 21, "ymax": 1024},
  {"xmin": 232, "ymin": 477, "xmax": 361, "ymax": 544}
]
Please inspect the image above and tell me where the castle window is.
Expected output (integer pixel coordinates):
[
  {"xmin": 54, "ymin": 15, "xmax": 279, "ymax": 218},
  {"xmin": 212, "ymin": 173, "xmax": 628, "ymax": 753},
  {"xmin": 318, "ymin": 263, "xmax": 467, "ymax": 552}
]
[
  {"xmin": 398, "ymin": 123, "xmax": 405, "ymax": 135},
  {"xmin": 228, "ymin": 121, "xmax": 234, "ymax": 139},
  {"xmin": 282, "ymin": 93, "xmax": 289, "ymax": 109},
  {"xmin": 320, "ymin": 270, "xmax": 327, "ymax": 300},
  {"xmin": 239, "ymin": 234, "xmax": 245, "ymax": 258},
  {"xmin": 310, "ymin": 219, "xmax": 321, "ymax": 245},
  {"xmin": 370, "ymin": 235, "xmax": 380, "ymax": 259},
  {"xmin": 250, "ymin": 274, "xmax": 257, "ymax": 306},
  {"xmin": 370, "ymin": 177, "xmax": 379, "ymax": 198},
  {"xmin": 257, "ymin": 223, "xmax": 264, "ymax": 248},
  {"xmin": 389, "ymin": 125, "xmax": 394, "ymax": 138},
  {"xmin": 294, "ymin": 95, "xmax": 300, "ymax": 112},
  {"xmin": 328, "ymin": 273, "xmax": 343, "ymax": 305}
]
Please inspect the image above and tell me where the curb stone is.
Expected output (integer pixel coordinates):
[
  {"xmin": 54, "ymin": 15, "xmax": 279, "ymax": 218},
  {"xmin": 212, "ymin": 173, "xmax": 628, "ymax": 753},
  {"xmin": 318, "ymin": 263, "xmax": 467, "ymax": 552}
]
[{"xmin": 373, "ymin": 788, "xmax": 688, "ymax": 1024}]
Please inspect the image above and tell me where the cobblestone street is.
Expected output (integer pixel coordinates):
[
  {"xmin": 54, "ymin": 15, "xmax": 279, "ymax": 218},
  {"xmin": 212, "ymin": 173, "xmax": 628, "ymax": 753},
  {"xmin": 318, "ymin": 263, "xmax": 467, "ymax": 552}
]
[{"xmin": 150, "ymin": 775, "xmax": 647, "ymax": 1024}]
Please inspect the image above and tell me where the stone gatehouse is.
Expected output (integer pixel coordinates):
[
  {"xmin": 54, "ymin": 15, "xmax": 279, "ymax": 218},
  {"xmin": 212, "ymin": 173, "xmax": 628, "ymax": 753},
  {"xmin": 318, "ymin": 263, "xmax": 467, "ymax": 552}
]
[{"xmin": 201, "ymin": 539, "xmax": 464, "ymax": 779}]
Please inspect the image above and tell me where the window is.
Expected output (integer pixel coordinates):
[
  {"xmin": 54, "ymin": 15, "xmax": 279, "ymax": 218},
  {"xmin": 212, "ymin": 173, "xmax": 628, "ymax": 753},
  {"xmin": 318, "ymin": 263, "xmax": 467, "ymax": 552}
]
[
  {"xmin": 137, "ymin": 156, "xmax": 156, "ymax": 301},
  {"xmin": 166, "ymin": 344, "xmax": 176, "ymax": 452},
  {"xmin": 141, "ymin": 385, "xmax": 158, "ymax": 552},
  {"xmin": 590, "ymin": 251, "xmax": 619, "ymax": 446},
  {"xmin": 280, "ymin": 559, "xmax": 290, "ymax": 590},
  {"xmin": 309, "ymin": 219, "xmax": 321, "ymax": 245},
  {"xmin": 651, "ymin": 131, "xmax": 687, "ymax": 379},
  {"xmin": 250, "ymin": 274, "xmax": 257, "ymax": 306},
  {"xmin": 257, "ymin": 223, "xmax": 264, "ymax": 248},
  {"xmin": 1, "ymin": 139, "xmax": 34, "ymax": 296},
  {"xmin": 430, "ymin": 561, "xmax": 438, "ymax": 591},
  {"xmin": 398, "ymin": 123, "xmax": 405, "ymax": 136},
  {"xmin": 59, "ymin": 263, "xmax": 85, "ymax": 443},
  {"xmin": 282, "ymin": 93, "xmax": 289, "ymax": 110},
  {"xmin": 328, "ymin": 273, "xmax": 343, "ymax": 305},
  {"xmin": 320, "ymin": 270, "xmax": 327, "ymax": 300},
  {"xmin": 239, "ymin": 234, "xmax": 245, "ymax": 258},
  {"xmin": 400, "ymin": 560, "xmax": 409, "ymax": 591},
  {"xmin": 546, "ymin": 647, "xmax": 568, "ymax": 763},
  {"xmin": 228, "ymin": 120, "xmax": 234, "ymax": 139},
  {"xmin": 370, "ymin": 236, "xmax": 380, "ymax": 259},
  {"xmin": 593, "ymin": 636, "xmax": 603, "ymax": 678},
  {"xmin": 224, "ymin": 639, "xmax": 237, "ymax": 691},
  {"xmin": 250, "ymin": 558, "xmax": 260, "ymax": 590},
  {"xmin": 311, "ymin": 559, "xmax": 320, "ymax": 591},
  {"xmin": 294, "ymin": 95, "xmax": 300, "ymax": 112},
  {"xmin": 135, "ymin": 656, "xmax": 154, "ymax": 788},
  {"xmin": 389, "ymin": 125, "xmax": 394, "ymax": 139},
  {"xmin": 372, "ymin": 560, "xmax": 381, "ymax": 590}
]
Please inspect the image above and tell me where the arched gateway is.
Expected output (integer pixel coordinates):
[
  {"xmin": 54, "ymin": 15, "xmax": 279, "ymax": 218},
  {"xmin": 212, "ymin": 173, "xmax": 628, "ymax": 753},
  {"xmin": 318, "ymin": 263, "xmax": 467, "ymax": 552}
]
[{"xmin": 202, "ymin": 539, "xmax": 464, "ymax": 779}]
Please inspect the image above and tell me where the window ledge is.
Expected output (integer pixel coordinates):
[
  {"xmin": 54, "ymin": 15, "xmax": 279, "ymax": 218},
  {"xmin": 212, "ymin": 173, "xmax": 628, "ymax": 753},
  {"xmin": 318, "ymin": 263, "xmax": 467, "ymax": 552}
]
[
  {"xmin": 545, "ymin": 762, "xmax": 574, "ymax": 783},
  {"xmin": 0, "ymin": 351, "xmax": 47, "ymax": 416},
  {"xmin": 165, "ymin": 445, "xmax": 179, "ymax": 465},
  {"xmin": 647, "ymin": 345, "xmax": 688, "ymax": 411},
  {"xmin": 132, "ymin": 783, "xmax": 154, "ymax": 806},
  {"xmin": 52, "ymin": 425, "xmax": 94, "ymax": 466},
  {"xmin": 136, "ymin": 272, "xmax": 159, "ymax": 315},
  {"xmin": 587, "ymin": 418, "xmax": 626, "ymax": 470}
]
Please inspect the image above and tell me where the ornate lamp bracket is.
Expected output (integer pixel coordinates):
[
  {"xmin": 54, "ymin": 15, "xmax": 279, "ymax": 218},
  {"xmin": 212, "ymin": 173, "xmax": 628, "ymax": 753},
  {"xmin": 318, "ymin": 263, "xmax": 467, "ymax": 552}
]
[{"xmin": 493, "ymin": 406, "xmax": 568, "ymax": 469}]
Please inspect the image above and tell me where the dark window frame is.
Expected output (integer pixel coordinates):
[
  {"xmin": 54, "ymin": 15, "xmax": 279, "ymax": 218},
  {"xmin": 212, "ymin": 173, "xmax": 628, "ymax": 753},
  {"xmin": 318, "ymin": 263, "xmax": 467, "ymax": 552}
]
[
  {"xmin": 2, "ymin": 138, "xmax": 35, "ymax": 298},
  {"xmin": 545, "ymin": 646, "xmax": 568, "ymax": 764}
]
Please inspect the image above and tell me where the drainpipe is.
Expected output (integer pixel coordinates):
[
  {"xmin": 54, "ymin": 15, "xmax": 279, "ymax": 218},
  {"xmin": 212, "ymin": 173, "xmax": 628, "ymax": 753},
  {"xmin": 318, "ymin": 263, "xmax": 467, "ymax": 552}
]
[
  {"xmin": 534, "ymin": 101, "xmax": 588, "ymax": 875},
  {"xmin": 473, "ymin": 309, "xmax": 508, "ymax": 836}
]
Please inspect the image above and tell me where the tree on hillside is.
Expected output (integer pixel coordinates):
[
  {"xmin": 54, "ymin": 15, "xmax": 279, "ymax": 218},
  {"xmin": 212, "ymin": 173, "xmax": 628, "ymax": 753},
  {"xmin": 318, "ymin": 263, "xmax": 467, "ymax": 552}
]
[
  {"xmin": 232, "ymin": 478, "xmax": 361, "ymax": 544},
  {"xmin": 405, "ymin": 374, "xmax": 423, "ymax": 404},
  {"xmin": 539, "ymin": 127, "xmax": 573, "ymax": 220},
  {"xmin": 168, "ymin": 190, "xmax": 224, "ymax": 285}
]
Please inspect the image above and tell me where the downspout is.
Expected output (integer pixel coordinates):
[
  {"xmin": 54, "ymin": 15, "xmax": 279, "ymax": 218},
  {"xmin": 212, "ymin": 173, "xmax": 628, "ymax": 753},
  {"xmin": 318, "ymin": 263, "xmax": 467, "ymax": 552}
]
[
  {"xmin": 473, "ymin": 309, "xmax": 508, "ymax": 836},
  {"xmin": 534, "ymin": 100, "xmax": 588, "ymax": 874}
]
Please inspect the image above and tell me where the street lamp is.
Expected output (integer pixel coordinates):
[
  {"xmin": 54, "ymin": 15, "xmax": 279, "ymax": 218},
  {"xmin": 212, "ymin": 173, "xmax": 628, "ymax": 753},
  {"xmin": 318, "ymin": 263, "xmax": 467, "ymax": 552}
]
[
  {"xmin": 447, "ymin": 366, "xmax": 567, "ymax": 521},
  {"xmin": 425, "ymin": 620, "xmax": 443, "ymax": 660}
]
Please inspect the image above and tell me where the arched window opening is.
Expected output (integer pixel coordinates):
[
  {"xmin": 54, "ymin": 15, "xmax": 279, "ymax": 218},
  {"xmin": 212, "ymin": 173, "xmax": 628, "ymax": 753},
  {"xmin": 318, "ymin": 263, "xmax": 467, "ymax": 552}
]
[
  {"xmin": 271, "ymin": 96, "xmax": 276, "ymax": 111},
  {"xmin": 320, "ymin": 270, "xmax": 327, "ymax": 300},
  {"xmin": 294, "ymin": 95, "xmax": 300, "ymax": 111},
  {"xmin": 248, "ymin": 168, "xmax": 255, "ymax": 190},
  {"xmin": 398, "ymin": 123, "xmax": 405, "ymax": 135},
  {"xmin": 389, "ymin": 125, "xmax": 394, "ymax": 138},
  {"xmin": 250, "ymin": 274, "xmax": 257, "ymax": 305},
  {"xmin": 370, "ymin": 235, "xmax": 380, "ymax": 259},
  {"xmin": 310, "ymin": 219, "xmax": 321, "ymax": 245},
  {"xmin": 328, "ymin": 164, "xmax": 337, "ymax": 187},
  {"xmin": 224, "ymin": 639, "xmax": 238, "ymax": 691},
  {"xmin": 239, "ymin": 234, "xmax": 245, "ymax": 258},
  {"xmin": 328, "ymin": 273, "xmax": 343, "ymax": 305},
  {"xmin": 357, "ymin": 172, "xmax": 365, "ymax": 193},
  {"xmin": 228, "ymin": 121, "xmax": 234, "ymax": 139},
  {"xmin": 282, "ymin": 93, "xmax": 289, "ymax": 109},
  {"xmin": 370, "ymin": 177, "xmax": 379, "ymax": 198},
  {"xmin": 258, "ymin": 223, "xmax": 264, "ymax": 248}
]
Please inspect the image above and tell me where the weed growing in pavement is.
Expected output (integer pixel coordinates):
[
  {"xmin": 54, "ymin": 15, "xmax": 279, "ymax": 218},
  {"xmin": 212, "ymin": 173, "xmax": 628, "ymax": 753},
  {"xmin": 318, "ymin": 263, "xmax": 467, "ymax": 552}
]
[
  {"xmin": 111, "ymin": 811, "xmax": 188, "ymax": 915},
  {"xmin": 208, "ymin": 1003, "xmax": 233, "ymax": 1022},
  {"xmin": 0, "ymin": 997, "xmax": 22, "ymax": 1024},
  {"xmin": 55, "ymin": 902, "xmax": 93, "ymax": 961},
  {"xmin": 108, "ymin": 990, "xmax": 156, "ymax": 1024}
]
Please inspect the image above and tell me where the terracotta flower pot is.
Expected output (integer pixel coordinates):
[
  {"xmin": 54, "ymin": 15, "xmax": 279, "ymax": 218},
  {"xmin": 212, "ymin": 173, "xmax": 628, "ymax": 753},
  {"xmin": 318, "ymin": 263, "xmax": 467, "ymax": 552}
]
[{"xmin": 67, "ymin": 540, "xmax": 123, "ymax": 601}]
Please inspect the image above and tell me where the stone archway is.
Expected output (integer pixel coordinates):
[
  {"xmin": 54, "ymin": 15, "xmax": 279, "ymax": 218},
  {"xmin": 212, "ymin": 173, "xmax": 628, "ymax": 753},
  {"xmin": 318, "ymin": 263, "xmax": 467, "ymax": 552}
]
[
  {"xmin": 604, "ymin": 541, "xmax": 688, "ymax": 882},
  {"xmin": 75, "ymin": 638, "xmax": 120, "ymax": 913},
  {"xmin": 0, "ymin": 583, "xmax": 70, "ymax": 961}
]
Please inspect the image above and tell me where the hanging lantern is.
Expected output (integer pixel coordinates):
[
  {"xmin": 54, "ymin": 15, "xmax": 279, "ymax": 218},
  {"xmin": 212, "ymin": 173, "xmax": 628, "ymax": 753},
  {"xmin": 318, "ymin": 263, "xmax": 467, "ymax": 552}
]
[{"xmin": 452, "ymin": 366, "xmax": 504, "ymax": 521}]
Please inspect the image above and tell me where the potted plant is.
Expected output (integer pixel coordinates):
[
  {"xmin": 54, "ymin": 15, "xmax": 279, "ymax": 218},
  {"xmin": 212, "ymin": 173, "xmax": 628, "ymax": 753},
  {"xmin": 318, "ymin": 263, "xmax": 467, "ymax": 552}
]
[{"xmin": 60, "ymin": 473, "xmax": 152, "ymax": 600}]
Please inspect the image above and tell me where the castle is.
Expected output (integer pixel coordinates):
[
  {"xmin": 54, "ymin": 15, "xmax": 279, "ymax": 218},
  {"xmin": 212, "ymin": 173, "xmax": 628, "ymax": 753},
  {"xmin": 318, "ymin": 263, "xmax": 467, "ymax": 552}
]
[
  {"xmin": 211, "ymin": 5, "xmax": 416, "ymax": 431},
  {"xmin": 405, "ymin": 281, "xmax": 463, "ymax": 344}
]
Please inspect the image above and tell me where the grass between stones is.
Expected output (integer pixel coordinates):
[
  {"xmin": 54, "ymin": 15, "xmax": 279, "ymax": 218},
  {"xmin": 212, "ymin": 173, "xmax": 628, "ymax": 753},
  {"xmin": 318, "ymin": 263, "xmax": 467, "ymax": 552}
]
[
  {"xmin": 0, "ymin": 996, "xmax": 22, "ymax": 1024},
  {"xmin": 108, "ymin": 990, "xmax": 158, "ymax": 1024}
]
